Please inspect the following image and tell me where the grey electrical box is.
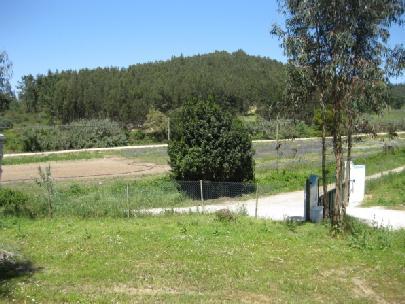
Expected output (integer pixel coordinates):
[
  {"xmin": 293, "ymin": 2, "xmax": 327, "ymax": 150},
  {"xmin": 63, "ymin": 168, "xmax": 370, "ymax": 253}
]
[{"xmin": 304, "ymin": 175, "xmax": 319, "ymax": 221}]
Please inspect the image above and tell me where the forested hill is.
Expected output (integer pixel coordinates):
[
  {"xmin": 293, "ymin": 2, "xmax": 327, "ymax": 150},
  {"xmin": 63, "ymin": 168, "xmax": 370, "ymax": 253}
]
[{"xmin": 18, "ymin": 50, "xmax": 285, "ymax": 126}]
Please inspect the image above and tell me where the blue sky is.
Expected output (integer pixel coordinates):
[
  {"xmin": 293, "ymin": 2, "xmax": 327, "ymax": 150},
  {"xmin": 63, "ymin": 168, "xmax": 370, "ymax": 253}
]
[{"xmin": 1, "ymin": 0, "xmax": 404, "ymax": 90}]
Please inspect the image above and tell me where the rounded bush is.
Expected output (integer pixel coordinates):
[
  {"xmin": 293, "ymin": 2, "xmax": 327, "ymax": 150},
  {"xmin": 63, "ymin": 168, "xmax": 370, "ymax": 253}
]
[{"xmin": 168, "ymin": 98, "xmax": 254, "ymax": 182}]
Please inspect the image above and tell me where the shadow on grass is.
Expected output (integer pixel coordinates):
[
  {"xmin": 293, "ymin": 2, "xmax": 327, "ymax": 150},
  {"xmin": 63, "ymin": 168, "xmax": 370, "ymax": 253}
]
[{"xmin": 0, "ymin": 255, "xmax": 40, "ymax": 298}]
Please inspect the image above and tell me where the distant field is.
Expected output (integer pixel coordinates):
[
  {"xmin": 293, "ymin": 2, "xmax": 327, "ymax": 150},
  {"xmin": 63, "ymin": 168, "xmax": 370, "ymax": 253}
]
[{"xmin": 362, "ymin": 106, "xmax": 405, "ymax": 131}]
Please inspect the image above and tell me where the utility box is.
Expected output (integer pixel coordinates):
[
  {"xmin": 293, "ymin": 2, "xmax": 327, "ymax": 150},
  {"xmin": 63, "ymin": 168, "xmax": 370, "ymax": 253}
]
[
  {"xmin": 305, "ymin": 175, "xmax": 319, "ymax": 221},
  {"xmin": 0, "ymin": 134, "xmax": 4, "ymax": 182},
  {"xmin": 348, "ymin": 162, "xmax": 365, "ymax": 207}
]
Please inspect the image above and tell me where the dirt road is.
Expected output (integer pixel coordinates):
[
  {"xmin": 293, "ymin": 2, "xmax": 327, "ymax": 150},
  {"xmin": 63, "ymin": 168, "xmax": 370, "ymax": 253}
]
[{"xmin": 1, "ymin": 157, "xmax": 170, "ymax": 183}]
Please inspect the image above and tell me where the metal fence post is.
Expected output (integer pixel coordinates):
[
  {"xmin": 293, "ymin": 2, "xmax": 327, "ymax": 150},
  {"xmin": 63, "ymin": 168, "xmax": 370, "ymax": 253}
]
[
  {"xmin": 255, "ymin": 183, "xmax": 259, "ymax": 219},
  {"xmin": 200, "ymin": 180, "xmax": 204, "ymax": 213}
]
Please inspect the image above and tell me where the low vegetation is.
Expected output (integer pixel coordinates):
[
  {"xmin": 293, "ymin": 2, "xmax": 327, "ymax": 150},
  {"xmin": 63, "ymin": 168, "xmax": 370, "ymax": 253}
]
[
  {"xmin": 0, "ymin": 215, "xmax": 404, "ymax": 303},
  {"xmin": 240, "ymin": 114, "xmax": 320, "ymax": 140},
  {"xmin": 361, "ymin": 106, "xmax": 405, "ymax": 133},
  {"xmin": 1, "ymin": 176, "xmax": 195, "ymax": 218},
  {"xmin": 21, "ymin": 119, "xmax": 127, "ymax": 152},
  {"xmin": 363, "ymin": 171, "xmax": 405, "ymax": 210},
  {"xmin": 353, "ymin": 147, "xmax": 405, "ymax": 176}
]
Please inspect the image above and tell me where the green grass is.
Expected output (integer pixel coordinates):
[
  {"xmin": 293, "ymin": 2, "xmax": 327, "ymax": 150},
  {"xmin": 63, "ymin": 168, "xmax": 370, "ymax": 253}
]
[
  {"xmin": 256, "ymin": 148, "xmax": 405, "ymax": 192},
  {"xmin": 2, "ymin": 151, "xmax": 115, "ymax": 165},
  {"xmin": 2, "ymin": 147, "xmax": 169, "ymax": 166},
  {"xmin": 363, "ymin": 171, "xmax": 405, "ymax": 210},
  {"xmin": 2, "ymin": 175, "xmax": 197, "ymax": 218},
  {"xmin": 0, "ymin": 215, "xmax": 404, "ymax": 303},
  {"xmin": 353, "ymin": 148, "xmax": 405, "ymax": 176}
]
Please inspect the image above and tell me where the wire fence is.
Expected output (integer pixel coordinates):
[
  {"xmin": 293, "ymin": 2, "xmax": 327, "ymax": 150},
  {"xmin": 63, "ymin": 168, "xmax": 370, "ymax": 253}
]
[{"xmin": 0, "ymin": 177, "xmax": 274, "ymax": 218}]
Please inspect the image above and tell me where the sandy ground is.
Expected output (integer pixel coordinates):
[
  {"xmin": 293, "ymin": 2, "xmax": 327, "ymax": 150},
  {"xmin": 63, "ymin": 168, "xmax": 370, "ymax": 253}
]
[{"xmin": 0, "ymin": 157, "xmax": 170, "ymax": 183}]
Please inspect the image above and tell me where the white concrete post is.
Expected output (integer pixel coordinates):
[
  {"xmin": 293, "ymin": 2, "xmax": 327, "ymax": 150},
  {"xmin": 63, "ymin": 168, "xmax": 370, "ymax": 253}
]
[
  {"xmin": 199, "ymin": 180, "xmax": 204, "ymax": 212},
  {"xmin": 255, "ymin": 183, "xmax": 259, "ymax": 219}
]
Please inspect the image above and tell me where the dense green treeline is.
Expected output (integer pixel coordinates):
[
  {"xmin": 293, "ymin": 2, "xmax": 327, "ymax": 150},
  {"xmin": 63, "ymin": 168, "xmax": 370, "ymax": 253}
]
[
  {"xmin": 18, "ymin": 50, "xmax": 285, "ymax": 126},
  {"xmin": 389, "ymin": 84, "xmax": 405, "ymax": 109}
]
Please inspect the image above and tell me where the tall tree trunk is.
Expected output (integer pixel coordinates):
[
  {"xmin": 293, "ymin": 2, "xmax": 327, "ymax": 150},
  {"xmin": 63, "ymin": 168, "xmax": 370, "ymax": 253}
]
[
  {"xmin": 332, "ymin": 98, "xmax": 345, "ymax": 229},
  {"xmin": 275, "ymin": 113, "xmax": 280, "ymax": 172},
  {"xmin": 344, "ymin": 114, "xmax": 353, "ymax": 209},
  {"xmin": 321, "ymin": 99, "xmax": 329, "ymax": 218}
]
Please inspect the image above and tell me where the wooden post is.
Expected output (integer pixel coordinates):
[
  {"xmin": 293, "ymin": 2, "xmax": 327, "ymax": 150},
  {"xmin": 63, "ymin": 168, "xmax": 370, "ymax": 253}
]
[
  {"xmin": 0, "ymin": 134, "xmax": 4, "ymax": 183},
  {"xmin": 255, "ymin": 183, "xmax": 259, "ymax": 219},
  {"xmin": 200, "ymin": 180, "xmax": 204, "ymax": 213},
  {"xmin": 126, "ymin": 183, "xmax": 130, "ymax": 217},
  {"xmin": 167, "ymin": 118, "xmax": 170, "ymax": 141},
  {"xmin": 275, "ymin": 113, "xmax": 280, "ymax": 172}
]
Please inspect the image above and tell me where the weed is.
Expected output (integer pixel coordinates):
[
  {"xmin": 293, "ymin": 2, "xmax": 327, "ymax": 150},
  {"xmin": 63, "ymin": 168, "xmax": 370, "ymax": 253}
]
[
  {"xmin": 284, "ymin": 216, "xmax": 304, "ymax": 233},
  {"xmin": 35, "ymin": 165, "xmax": 56, "ymax": 217},
  {"xmin": 345, "ymin": 216, "xmax": 393, "ymax": 250},
  {"xmin": 214, "ymin": 209, "xmax": 237, "ymax": 222}
]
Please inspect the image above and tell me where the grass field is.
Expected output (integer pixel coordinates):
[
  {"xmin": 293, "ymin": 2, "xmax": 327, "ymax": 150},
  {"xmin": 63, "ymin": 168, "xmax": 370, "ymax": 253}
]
[
  {"xmin": 1, "ymin": 215, "xmax": 404, "ymax": 303},
  {"xmin": 362, "ymin": 106, "xmax": 405, "ymax": 130},
  {"xmin": 363, "ymin": 171, "xmax": 405, "ymax": 210}
]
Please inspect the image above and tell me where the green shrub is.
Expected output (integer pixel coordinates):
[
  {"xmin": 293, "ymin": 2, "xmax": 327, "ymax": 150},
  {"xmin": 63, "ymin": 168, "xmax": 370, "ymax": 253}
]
[
  {"xmin": 0, "ymin": 188, "xmax": 33, "ymax": 217},
  {"xmin": 243, "ymin": 116, "xmax": 320, "ymax": 140},
  {"xmin": 143, "ymin": 108, "xmax": 168, "ymax": 141},
  {"xmin": 0, "ymin": 117, "xmax": 13, "ymax": 130},
  {"xmin": 22, "ymin": 119, "xmax": 128, "ymax": 152},
  {"xmin": 127, "ymin": 130, "xmax": 158, "ymax": 145},
  {"xmin": 129, "ymin": 130, "xmax": 146, "ymax": 141},
  {"xmin": 168, "ymin": 98, "xmax": 254, "ymax": 182}
]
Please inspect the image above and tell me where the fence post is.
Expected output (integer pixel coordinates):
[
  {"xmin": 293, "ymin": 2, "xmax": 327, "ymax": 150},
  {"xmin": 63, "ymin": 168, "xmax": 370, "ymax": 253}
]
[
  {"xmin": 255, "ymin": 183, "xmax": 259, "ymax": 219},
  {"xmin": 200, "ymin": 180, "xmax": 204, "ymax": 213},
  {"xmin": 167, "ymin": 117, "xmax": 170, "ymax": 141},
  {"xmin": 126, "ymin": 183, "xmax": 130, "ymax": 218},
  {"xmin": 0, "ymin": 134, "xmax": 4, "ymax": 183}
]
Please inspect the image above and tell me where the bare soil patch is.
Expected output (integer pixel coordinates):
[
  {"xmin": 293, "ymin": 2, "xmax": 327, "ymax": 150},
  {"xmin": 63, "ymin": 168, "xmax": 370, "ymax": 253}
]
[{"xmin": 1, "ymin": 157, "xmax": 169, "ymax": 183}]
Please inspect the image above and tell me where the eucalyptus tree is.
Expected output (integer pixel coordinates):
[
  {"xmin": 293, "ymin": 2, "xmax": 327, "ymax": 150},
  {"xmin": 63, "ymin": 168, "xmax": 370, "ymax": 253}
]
[
  {"xmin": 273, "ymin": 0, "xmax": 404, "ymax": 228},
  {"xmin": 0, "ymin": 51, "xmax": 13, "ymax": 112}
]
